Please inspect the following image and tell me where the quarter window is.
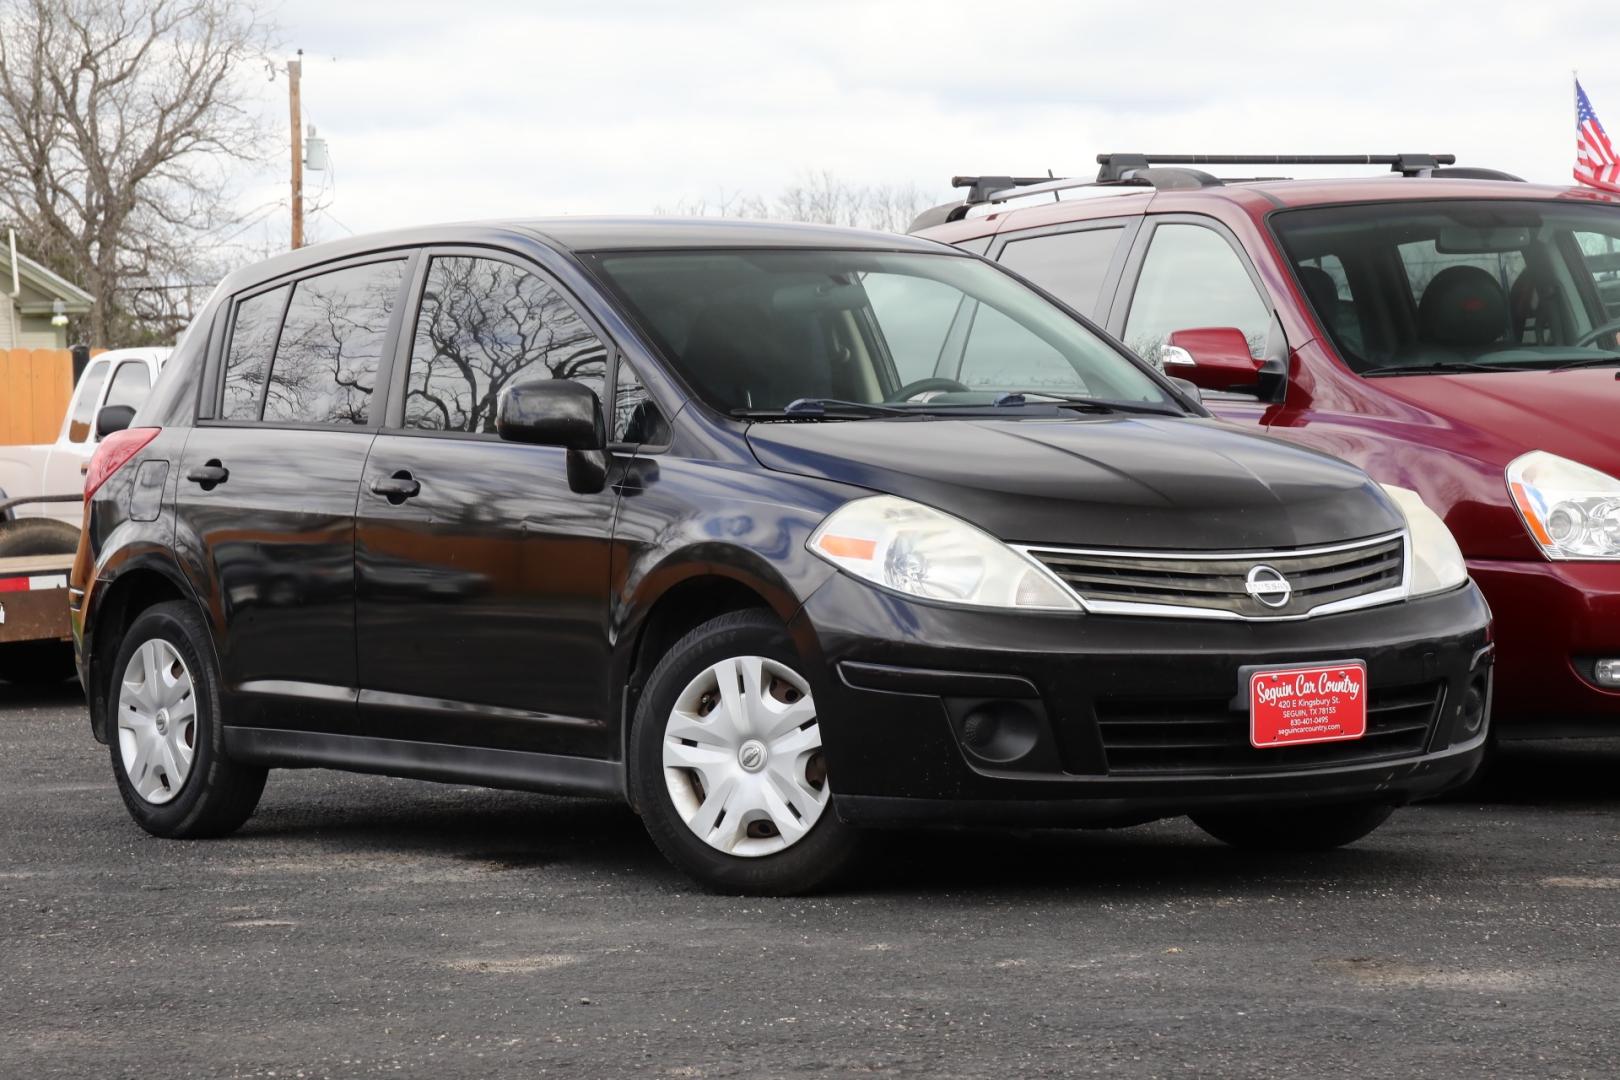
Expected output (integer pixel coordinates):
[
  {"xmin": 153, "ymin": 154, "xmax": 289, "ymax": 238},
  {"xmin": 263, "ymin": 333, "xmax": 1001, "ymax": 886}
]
[
  {"xmin": 220, "ymin": 286, "xmax": 288, "ymax": 421},
  {"xmin": 404, "ymin": 256, "xmax": 608, "ymax": 433},
  {"xmin": 1124, "ymin": 224, "xmax": 1272, "ymax": 366},
  {"xmin": 262, "ymin": 260, "xmax": 405, "ymax": 425},
  {"xmin": 998, "ymin": 227, "xmax": 1123, "ymax": 316}
]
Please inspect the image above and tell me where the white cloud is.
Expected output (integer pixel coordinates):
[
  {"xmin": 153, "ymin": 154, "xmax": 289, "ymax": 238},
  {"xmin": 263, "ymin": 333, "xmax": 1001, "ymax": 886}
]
[{"xmin": 234, "ymin": 0, "xmax": 1618, "ymax": 246}]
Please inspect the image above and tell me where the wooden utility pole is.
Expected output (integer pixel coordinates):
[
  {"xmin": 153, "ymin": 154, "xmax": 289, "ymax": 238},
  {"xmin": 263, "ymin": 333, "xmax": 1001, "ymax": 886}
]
[{"xmin": 289, "ymin": 49, "xmax": 303, "ymax": 250}]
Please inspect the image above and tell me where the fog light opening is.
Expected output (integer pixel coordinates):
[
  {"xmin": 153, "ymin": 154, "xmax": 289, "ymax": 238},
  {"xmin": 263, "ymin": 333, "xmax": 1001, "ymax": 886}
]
[
  {"xmin": 957, "ymin": 700, "xmax": 1041, "ymax": 764},
  {"xmin": 1594, "ymin": 658, "xmax": 1620, "ymax": 688},
  {"xmin": 1458, "ymin": 676, "xmax": 1488, "ymax": 737}
]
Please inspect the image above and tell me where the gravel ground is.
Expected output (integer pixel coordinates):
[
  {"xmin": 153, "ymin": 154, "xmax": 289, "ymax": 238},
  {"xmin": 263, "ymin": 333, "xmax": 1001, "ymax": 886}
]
[{"xmin": 2, "ymin": 680, "xmax": 1617, "ymax": 1079}]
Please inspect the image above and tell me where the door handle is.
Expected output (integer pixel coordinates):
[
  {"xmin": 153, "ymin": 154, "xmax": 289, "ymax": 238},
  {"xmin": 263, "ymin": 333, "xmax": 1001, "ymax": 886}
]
[
  {"xmin": 370, "ymin": 470, "xmax": 421, "ymax": 504},
  {"xmin": 186, "ymin": 460, "xmax": 229, "ymax": 489}
]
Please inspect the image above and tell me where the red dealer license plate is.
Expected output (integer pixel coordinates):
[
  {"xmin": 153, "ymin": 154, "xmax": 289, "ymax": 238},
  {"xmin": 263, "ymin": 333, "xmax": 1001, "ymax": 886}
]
[{"xmin": 1249, "ymin": 661, "xmax": 1368, "ymax": 749}]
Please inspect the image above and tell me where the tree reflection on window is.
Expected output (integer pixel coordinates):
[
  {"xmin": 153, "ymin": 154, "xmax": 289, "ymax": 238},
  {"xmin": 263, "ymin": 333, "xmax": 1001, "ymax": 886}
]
[
  {"xmin": 263, "ymin": 260, "xmax": 405, "ymax": 425},
  {"xmin": 405, "ymin": 256, "xmax": 607, "ymax": 433}
]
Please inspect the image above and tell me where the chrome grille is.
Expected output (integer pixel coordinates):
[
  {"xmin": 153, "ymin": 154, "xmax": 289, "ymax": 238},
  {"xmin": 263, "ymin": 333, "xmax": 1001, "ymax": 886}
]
[
  {"xmin": 1095, "ymin": 682, "xmax": 1443, "ymax": 775},
  {"xmin": 1023, "ymin": 533, "xmax": 1406, "ymax": 620}
]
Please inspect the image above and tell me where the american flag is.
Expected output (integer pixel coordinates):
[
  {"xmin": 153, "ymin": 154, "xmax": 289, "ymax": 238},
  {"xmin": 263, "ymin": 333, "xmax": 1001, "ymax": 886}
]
[{"xmin": 1575, "ymin": 79, "xmax": 1620, "ymax": 193}]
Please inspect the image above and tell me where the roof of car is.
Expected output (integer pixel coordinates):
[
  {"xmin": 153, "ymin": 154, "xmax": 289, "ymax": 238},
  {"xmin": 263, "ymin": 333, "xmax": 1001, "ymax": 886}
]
[{"xmin": 918, "ymin": 175, "xmax": 1620, "ymax": 243}]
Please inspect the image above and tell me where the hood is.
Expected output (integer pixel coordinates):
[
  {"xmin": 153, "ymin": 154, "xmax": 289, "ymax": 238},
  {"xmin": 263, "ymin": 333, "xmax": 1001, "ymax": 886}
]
[
  {"xmin": 746, "ymin": 415, "xmax": 1402, "ymax": 550},
  {"xmin": 1373, "ymin": 369, "xmax": 1620, "ymax": 475}
]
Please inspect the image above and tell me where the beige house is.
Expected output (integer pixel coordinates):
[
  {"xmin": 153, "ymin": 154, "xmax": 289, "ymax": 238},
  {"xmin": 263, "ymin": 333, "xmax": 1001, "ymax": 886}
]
[{"xmin": 0, "ymin": 243, "xmax": 94, "ymax": 349}]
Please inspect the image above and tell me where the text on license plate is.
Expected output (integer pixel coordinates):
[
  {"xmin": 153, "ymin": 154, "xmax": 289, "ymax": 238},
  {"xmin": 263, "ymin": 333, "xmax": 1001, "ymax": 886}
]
[{"xmin": 1249, "ymin": 661, "xmax": 1367, "ymax": 749}]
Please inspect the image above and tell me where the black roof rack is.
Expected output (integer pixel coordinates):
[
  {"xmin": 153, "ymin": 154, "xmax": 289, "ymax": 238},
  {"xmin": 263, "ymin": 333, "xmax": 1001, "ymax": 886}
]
[
  {"xmin": 1095, "ymin": 152, "xmax": 1463, "ymax": 181},
  {"xmin": 907, "ymin": 154, "xmax": 1524, "ymax": 234}
]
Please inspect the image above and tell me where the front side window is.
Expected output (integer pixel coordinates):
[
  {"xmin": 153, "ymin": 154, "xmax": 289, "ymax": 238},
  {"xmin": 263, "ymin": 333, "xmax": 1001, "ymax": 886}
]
[
  {"xmin": 1124, "ymin": 223, "xmax": 1272, "ymax": 367},
  {"xmin": 404, "ymin": 256, "xmax": 607, "ymax": 433},
  {"xmin": 998, "ymin": 226, "xmax": 1124, "ymax": 316},
  {"xmin": 263, "ymin": 260, "xmax": 405, "ymax": 425},
  {"xmin": 103, "ymin": 361, "xmax": 152, "ymax": 413},
  {"xmin": 589, "ymin": 249, "xmax": 1175, "ymax": 414},
  {"xmin": 1274, "ymin": 200, "xmax": 1620, "ymax": 373}
]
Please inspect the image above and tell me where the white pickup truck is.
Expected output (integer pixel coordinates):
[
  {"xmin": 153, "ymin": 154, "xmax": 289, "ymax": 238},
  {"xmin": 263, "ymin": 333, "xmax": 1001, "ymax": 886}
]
[{"xmin": 0, "ymin": 347, "xmax": 168, "ymax": 683}]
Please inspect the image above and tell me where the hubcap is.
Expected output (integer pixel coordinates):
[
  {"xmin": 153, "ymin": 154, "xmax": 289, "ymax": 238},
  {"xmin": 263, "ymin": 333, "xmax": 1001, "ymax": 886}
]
[
  {"xmin": 662, "ymin": 655, "xmax": 828, "ymax": 858},
  {"xmin": 116, "ymin": 639, "xmax": 197, "ymax": 805}
]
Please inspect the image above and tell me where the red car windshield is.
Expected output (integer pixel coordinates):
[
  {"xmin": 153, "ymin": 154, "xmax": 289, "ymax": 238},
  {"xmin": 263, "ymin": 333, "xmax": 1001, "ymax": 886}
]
[{"xmin": 1271, "ymin": 200, "xmax": 1620, "ymax": 375}]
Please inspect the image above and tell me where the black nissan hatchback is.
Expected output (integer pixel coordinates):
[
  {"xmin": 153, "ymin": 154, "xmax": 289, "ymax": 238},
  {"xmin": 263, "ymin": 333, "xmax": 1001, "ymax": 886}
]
[{"xmin": 73, "ymin": 218, "xmax": 1493, "ymax": 894}]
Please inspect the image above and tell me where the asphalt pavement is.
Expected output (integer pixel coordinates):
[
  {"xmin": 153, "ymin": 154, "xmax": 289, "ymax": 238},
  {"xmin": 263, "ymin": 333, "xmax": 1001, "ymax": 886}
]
[{"xmin": 2, "ymin": 679, "xmax": 1617, "ymax": 1079}]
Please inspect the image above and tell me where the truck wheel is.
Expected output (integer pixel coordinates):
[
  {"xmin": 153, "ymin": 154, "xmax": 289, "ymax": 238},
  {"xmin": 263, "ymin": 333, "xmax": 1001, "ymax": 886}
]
[
  {"xmin": 0, "ymin": 518, "xmax": 81, "ymax": 684},
  {"xmin": 629, "ymin": 610, "xmax": 863, "ymax": 895},
  {"xmin": 107, "ymin": 601, "xmax": 266, "ymax": 838},
  {"xmin": 0, "ymin": 517, "xmax": 81, "ymax": 557},
  {"xmin": 1191, "ymin": 802, "xmax": 1395, "ymax": 851}
]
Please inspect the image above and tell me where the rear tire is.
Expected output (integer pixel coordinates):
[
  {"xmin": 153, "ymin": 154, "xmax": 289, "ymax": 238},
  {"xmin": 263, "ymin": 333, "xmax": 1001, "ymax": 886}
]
[
  {"xmin": 106, "ymin": 601, "xmax": 266, "ymax": 838},
  {"xmin": 629, "ymin": 610, "xmax": 863, "ymax": 895},
  {"xmin": 1191, "ymin": 802, "xmax": 1395, "ymax": 851},
  {"xmin": 0, "ymin": 517, "xmax": 81, "ymax": 557}
]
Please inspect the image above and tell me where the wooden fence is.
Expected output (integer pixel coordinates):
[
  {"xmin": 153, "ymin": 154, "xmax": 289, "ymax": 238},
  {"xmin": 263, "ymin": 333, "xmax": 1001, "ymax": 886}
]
[{"xmin": 0, "ymin": 349, "xmax": 74, "ymax": 446}]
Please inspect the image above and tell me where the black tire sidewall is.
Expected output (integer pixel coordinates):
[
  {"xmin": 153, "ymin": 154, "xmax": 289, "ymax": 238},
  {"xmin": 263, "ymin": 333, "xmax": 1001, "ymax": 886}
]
[
  {"xmin": 629, "ymin": 610, "xmax": 859, "ymax": 895},
  {"xmin": 0, "ymin": 517, "xmax": 81, "ymax": 557},
  {"xmin": 106, "ymin": 600, "xmax": 255, "ymax": 837}
]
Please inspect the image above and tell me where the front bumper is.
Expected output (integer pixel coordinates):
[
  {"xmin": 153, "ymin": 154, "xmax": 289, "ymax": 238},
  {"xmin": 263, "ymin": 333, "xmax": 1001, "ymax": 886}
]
[
  {"xmin": 790, "ymin": 575, "xmax": 1493, "ymax": 828},
  {"xmin": 1469, "ymin": 557, "xmax": 1620, "ymax": 737}
]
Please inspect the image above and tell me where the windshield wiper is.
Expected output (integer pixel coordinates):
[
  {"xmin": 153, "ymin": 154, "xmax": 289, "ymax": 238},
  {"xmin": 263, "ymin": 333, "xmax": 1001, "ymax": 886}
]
[
  {"xmin": 1549, "ymin": 355, "xmax": 1620, "ymax": 373},
  {"xmin": 1364, "ymin": 360, "xmax": 1523, "ymax": 377},
  {"xmin": 731, "ymin": 398, "xmax": 914, "ymax": 420},
  {"xmin": 1039, "ymin": 394, "xmax": 1185, "ymax": 417}
]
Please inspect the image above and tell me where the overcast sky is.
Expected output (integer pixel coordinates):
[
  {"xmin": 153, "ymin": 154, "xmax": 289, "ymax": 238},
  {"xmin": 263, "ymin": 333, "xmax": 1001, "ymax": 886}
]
[{"xmin": 238, "ymin": 0, "xmax": 1617, "ymax": 247}]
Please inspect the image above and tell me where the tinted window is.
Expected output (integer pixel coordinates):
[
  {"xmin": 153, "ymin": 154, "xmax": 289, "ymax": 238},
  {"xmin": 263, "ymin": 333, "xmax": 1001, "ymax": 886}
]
[
  {"xmin": 999, "ymin": 227, "xmax": 1123, "ymax": 316},
  {"xmin": 1124, "ymin": 224, "xmax": 1271, "ymax": 366},
  {"xmin": 612, "ymin": 359, "xmax": 663, "ymax": 445},
  {"xmin": 405, "ymin": 256, "xmax": 607, "ymax": 433},
  {"xmin": 221, "ymin": 286, "xmax": 288, "ymax": 421},
  {"xmin": 262, "ymin": 260, "xmax": 405, "ymax": 425},
  {"xmin": 66, "ymin": 361, "xmax": 109, "ymax": 443},
  {"xmin": 103, "ymin": 361, "xmax": 152, "ymax": 413}
]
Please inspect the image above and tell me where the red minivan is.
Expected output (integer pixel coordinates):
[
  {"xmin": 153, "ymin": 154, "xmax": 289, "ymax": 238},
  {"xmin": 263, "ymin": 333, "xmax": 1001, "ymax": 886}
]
[{"xmin": 915, "ymin": 155, "xmax": 1620, "ymax": 739}]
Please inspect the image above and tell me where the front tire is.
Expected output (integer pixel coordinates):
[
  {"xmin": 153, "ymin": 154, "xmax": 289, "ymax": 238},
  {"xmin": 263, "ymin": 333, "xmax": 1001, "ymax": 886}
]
[
  {"xmin": 107, "ymin": 601, "xmax": 266, "ymax": 838},
  {"xmin": 1191, "ymin": 801, "xmax": 1395, "ymax": 851},
  {"xmin": 629, "ymin": 610, "xmax": 862, "ymax": 895}
]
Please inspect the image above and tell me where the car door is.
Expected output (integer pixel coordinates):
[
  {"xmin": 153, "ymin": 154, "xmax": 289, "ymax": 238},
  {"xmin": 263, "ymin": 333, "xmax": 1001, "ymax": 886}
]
[
  {"xmin": 1107, "ymin": 216, "xmax": 1282, "ymax": 428},
  {"xmin": 175, "ymin": 254, "xmax": 412, "ymax": 733},
  {"xmin": 352, "ymin": 249, "xmax": 618, "ymax": 757}
]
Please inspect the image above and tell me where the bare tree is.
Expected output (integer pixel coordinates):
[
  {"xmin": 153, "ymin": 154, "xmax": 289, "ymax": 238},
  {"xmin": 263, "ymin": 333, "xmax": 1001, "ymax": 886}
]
[
  {"xmin": 662, "ymin": 172, "xmax": 938, "ymax": 234},
  {"xmin": 0, "ymin": 0, "xmax": 276, "ymax": 346}
]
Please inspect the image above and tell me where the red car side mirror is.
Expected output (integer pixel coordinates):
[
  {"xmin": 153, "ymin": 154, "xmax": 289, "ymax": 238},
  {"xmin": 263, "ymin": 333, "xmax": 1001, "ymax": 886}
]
[{"xmin": 1162, "ymin": 327, "xmax": 1264, "ymax": 392}]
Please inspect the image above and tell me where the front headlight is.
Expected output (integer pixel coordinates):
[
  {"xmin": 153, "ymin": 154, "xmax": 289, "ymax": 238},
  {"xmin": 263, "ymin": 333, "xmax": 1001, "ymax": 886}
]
[
  {"xmin": 1379, "ymin": 485, "xmax": 1469, "ymax": 596},
  {"xmin": 808, "ymin": 495, "xmax": 1079, "ymax": 611},
  {"xmin": 1507, "ymin": 450, "xmax": 1620, "ymax": 560}
]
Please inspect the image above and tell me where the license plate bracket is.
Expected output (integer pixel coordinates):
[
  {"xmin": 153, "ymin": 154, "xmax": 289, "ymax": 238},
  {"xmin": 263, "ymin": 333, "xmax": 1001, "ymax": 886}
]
[{"xmin": 1248, "ymin": 661, "xmax": 1368, "ymax": 749}]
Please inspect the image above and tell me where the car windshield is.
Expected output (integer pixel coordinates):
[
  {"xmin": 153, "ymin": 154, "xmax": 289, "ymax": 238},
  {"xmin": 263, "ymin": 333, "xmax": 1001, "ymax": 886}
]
[
  {"xmin": 588, "ymin": 248, "xmax": 1180, "ymax": 415},
  {"xmin": 1272, "ymin": 199, "xmax": 1620, "ymax": 375}
]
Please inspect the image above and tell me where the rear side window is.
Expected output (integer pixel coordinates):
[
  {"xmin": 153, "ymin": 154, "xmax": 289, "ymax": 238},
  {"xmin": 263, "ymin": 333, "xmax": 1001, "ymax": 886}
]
[
  {"xmin": 66, "ymin": 362, "xmax": 110, "ymax": 443},
  {"xmin": 404, "ymin": 256, "xmax": 607, "ymax": 433},
  {"xmin": 263, "ymin": 260, "xmax": 406, "ymax": 425},
  {"xmin": 998, "ymin": 227, "xmax": 1123, "ymax": 316}
]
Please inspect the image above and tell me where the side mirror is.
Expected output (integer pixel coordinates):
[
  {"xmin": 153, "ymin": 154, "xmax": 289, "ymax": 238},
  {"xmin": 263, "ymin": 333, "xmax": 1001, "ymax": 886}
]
[
  {"xmin": 1168, "ymin": 377, "xmax": 1202, "ymax": 404},
  {"xmin": 96, "ymin": 404, "xmax": 136, "ymax": 438},
  {"xmin": 1162, "ymin": 327, "xmax": 1263, "ymax": 392},
  {"xmin": 495, "ymin": 379, "xmax": 608, "ymax": 494}
]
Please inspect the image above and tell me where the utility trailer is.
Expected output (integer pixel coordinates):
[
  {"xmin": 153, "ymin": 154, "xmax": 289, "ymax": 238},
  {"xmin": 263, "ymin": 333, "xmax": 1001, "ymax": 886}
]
[{"xmin": 0, "ymin": 493, "xmax": 81, "ymax": 685}]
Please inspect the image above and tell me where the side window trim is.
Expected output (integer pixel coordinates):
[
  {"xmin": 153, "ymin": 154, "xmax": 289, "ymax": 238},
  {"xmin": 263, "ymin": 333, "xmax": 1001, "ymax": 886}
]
[
  {"xmin": 384, "ymin": 244, "xmax": 620, "ymax": 438},
  {"xmin": 201, "ymin": 248, "xmax": 419, "ymax": 430}
]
